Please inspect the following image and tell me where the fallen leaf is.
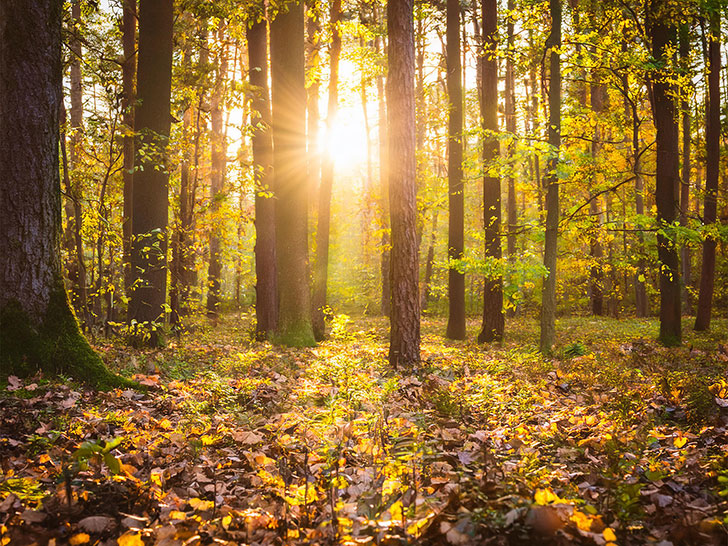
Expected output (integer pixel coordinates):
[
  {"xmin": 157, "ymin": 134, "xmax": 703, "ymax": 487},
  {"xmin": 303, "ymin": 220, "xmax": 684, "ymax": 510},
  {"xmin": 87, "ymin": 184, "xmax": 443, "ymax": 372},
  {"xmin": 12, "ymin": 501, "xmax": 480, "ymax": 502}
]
[{"xmin": 78, "ymin": 516, "xmax": 113, "ymax": 533}]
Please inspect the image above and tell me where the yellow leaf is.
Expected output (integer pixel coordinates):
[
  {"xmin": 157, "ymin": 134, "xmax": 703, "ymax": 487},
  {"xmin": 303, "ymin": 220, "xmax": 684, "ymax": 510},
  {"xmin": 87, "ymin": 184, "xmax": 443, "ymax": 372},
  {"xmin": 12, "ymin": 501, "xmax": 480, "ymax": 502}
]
[
  {"xmin": 169, "ymin": 510, "xmax": 187, "ymax": 520},
  {"xmin": 570, "ymin": 510, "xmax": 593, "ymax": 532},
  {"xmin": 69, "ymin": 534, "xmax": 90, "ymax": 545},
  {"xmin": 189, "ymin": 497, "xmax": 215, "ymax": 511},
  {"xmin": 674, "ymin": 436, "xmax": 687, "ymax": 448},
  {"xmin": 117, "ymin": 531, "xmax": 145, "ymax": 546},
  {"xmin": 603, "ymin": 527, "xmax": 617, "ymax": 542},
  {"xmin": 534, "ymin": 488, "xmax": 559, "ymax": 505},
  {"xmin": 221, "ymin": 515, "xmax": 232, "ymax": 529}
]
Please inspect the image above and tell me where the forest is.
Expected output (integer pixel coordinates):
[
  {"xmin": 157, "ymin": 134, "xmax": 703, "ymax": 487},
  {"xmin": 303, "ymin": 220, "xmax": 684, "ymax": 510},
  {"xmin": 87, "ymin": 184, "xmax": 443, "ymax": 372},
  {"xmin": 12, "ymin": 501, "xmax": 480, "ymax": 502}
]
[{"xmin": 1, "ymin": 0, "xmax": 728, "ymax": 543}]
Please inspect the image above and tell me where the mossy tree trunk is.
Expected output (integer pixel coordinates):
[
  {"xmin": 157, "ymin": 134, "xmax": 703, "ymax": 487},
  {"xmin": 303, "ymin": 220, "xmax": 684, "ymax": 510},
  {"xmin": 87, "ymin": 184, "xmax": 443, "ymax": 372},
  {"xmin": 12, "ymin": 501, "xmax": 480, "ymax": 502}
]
[
  {"xmin": 270, "ymin": 0, "xmax": 316, "ymax": 347},
  {"xmin": 0, "ymin": 0, "xmax": 126, "ymax": 388}
]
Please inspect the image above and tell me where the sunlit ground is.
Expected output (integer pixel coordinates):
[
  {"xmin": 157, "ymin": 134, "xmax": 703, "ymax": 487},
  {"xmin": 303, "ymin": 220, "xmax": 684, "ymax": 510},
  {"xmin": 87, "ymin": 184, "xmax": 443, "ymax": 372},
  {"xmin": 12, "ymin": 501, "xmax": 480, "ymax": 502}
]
[{"xmin": 1, "ymin": 314, "xmax": 727, "ymax": 544}]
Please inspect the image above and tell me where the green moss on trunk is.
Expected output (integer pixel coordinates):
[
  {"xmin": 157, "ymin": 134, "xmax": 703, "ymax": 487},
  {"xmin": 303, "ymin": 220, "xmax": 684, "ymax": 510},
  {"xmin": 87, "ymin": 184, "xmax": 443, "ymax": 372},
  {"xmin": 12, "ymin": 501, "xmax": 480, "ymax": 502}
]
[
  {"xmin": 0, "ymin": 281, "xmax": 133, "ymax": 390},
  {"xmin": 274, "ymin": 318, "xmax": 316, "ymax": 347}
]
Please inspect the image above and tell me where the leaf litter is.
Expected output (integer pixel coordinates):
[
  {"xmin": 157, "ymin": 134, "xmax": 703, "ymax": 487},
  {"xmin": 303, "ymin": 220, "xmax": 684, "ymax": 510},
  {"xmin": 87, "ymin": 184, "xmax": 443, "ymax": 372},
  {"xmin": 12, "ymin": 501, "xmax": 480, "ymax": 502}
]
[{"xmin": 1, "ymin": 315, "xmax": 727, "ymax": 545}]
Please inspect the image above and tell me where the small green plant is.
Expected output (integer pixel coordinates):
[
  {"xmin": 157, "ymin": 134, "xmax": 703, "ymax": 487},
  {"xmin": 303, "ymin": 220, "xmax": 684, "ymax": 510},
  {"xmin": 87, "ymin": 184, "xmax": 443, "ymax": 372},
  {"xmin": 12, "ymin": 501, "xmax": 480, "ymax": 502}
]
[
  {"xmin": 73, "ymin": 437, "xmax": 124, "ymax": 475},
  {"xmin": 564, "ymin": 341, "xmax": 588, "ymax": 358}
]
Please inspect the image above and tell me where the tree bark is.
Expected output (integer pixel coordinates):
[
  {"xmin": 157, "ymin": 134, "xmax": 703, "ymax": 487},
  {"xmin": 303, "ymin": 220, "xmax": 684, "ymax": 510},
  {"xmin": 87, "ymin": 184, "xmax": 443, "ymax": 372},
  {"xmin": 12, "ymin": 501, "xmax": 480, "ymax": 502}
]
[
  {"xmin": 694, "ymin": 11, "xmax": 720, "ymax": 331},
  {"xmin": 679, "ymin": 25, "xmax": 692, "ymax": 315},
  {"xmin": 248, "ymin": 16, "xmax": 278, "ymax": 339},
  {"xmin": 376, "ymin": 26, "xmax": 391, "ymax": 317},
  {"xmin": 445, "ymin": 0, "xmax": 466, "ymax": 340},
  {"xmin": 590, "ymin": 80, "xmax": 605, "ymax": 316},
  {"xmin": 206, "ymin": 23, "xmax": 229, "ymax": 317},
  {"xmin": 421, "ymin": 209, "xmax": 438, "ymax": 311},
  {"xmin": 505, "ymin": 0, "xmax": 517, "ymax": 265},
  {"xmin": 387, "ymin": 0, "xmax": 420, "ymax": 368},
  {"xmin": 539, "ymin": 0, "xmax": 561, "ymax": 353},
  {"xmin": 649, "ymin": 3, "xmax": 681, "ymax": 345},
  {"xmin": 129, "ymin": 0, "xmax": 174, "ymax": 345},
  {"xmin": 122, "ymin": 0, "xmax": 136, "ymax": 299},
  {"xmin": 270, "ymin": 0, "xmax": 316, "ymax": 347},
  {"xmin": 478, "ymin": 0, "xmax": 504, "ymax": 343},
  {"xmin": 312, "ymin": 0, "xmax": 342, "ymax": 341},
  {"xmin": 0, "ymin": 0, "xmax": 123, "ymax": 387}
]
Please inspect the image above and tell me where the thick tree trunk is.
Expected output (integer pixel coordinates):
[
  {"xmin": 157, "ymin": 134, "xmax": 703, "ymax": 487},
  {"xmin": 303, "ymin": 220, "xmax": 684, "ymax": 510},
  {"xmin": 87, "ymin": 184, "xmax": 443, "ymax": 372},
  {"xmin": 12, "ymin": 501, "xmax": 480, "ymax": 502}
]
[
  {"xmin": 0, "ymin": 0, "xmax": 123, "ymax": 387},
  {"xmin": 270, "ymin": 0, "xmax": 316, "ymax": 347},
  {"xmin": 129, "ymin": 0, "xmax": 174, "ymax": 345},
  {"xmin": 539, "ymin": 0, "xmax": 561, "ymax": 353},
  {"xmin": 207, "ymin": 23, "xmax": 228, "ymax": 317},
  {"xmin": 387, "ymin": 0, "xmax": 420, "ymax": 368},
  {"xmin": 695, "ymin": 13, "xmax": 720, "ymax": 331},
  {"xmin": 649, "ymin": 8, "xmax": 681, "ymax": 345},
  {"xmin": 248, "ymin": 17, "xmax": 278, "ymax": 339},
  {"xmin": 445, "ymin": 0, "xmax": 466, "ymax": 340},
  {"xmin": 122, "ymin": 0, "xmax": 136, "ymax": 298},
  {"xmin": 312, "ymin": 0, "xmax": 342, "ymax": 341},
  {"xmin": 478, "ymin": 0, "xmax": 504, "ymax": 343}
]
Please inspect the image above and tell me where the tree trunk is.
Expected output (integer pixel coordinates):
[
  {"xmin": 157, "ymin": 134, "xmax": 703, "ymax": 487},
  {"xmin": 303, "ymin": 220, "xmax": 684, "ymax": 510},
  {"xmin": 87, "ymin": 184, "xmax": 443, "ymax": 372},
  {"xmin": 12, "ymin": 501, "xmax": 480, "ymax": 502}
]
[
  {"xmin": 122, "ymin": 0, "xmax": 136, "ymax": 299},
  {"xmin": 445, "ymin": 0, "xmax": 466, "ymax": 340},
  {"xmin": 505, "ymin": 0, "xmax": 517, "ymax": 266},
  {"xmin": 421, "ymin": 210, "xmax": 438, "ymax": 311},
  {"xmin": 590, "ymin": 80, "xmax": 605, "ymax": 316},
  {"xmin": 248, "ymin": 16, "xmax": 278, "ymax": 339},
  {"xmin": 376, "ymin": 24, "xmax": 391, "ymax": 317},
  {"xmin": 62, "ymin": 0, "xmax": 89, "ymax": 329},
  {"xmin": 129, "ymin": 0, "xmax": 174, "ymax": 345},
  {"xmin": 679, "ymin": 24, "xmax": 692, "ymax": 315},
  {"xmin": 312, "ymin": 0, "xmax": 342, "ymax": 341},
  {"xmin": 306, "ymin": 0, "xmax": 321, "ymax": 204},
  {"xmin": 478, "ymin": 0, "xmax": 504, "ymax": 343},
  {"xmin": 387, "ymin": 0, "xmax": 420, "ymax": 368},
  {"xmin": 539, "ymin": 0, "xmax": 561, "ymax": 353},
  {"xmin": 207, "ymin": 23, "xmax": 228, "ymax": 317},
  {"xmin": 0, "ymin": 0, "xmax": 123, "ymax": 387},
  {"xmin": 270, "ymin": 0, "xmax": 316, "ymax": 347},
  {"xmin": 649, "ymin": 5, "xmax": 681, "ymax": 345},
  {"xmin": 631, "ymin": 98, "xmax": 648, "ymax": 317},
  {"xmin": 694, "ymin": 12, "xmax": 720, "ymax": 331}
]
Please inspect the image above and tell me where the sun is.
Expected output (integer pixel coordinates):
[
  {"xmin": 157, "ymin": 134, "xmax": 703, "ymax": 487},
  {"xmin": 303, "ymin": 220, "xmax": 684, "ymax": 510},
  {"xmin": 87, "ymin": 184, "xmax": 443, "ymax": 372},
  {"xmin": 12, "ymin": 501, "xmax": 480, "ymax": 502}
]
[{"xmin": 319, "ymin": 113, "xmax": 370, "ymax": 171}]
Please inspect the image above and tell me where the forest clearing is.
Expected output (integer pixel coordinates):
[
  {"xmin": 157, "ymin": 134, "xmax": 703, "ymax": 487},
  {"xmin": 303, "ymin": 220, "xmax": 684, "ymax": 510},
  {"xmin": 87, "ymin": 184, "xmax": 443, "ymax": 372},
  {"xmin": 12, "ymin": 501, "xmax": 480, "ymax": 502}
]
[{"xmin": 1, "ymin": 315, "xmax": 728, "ymax": 545}]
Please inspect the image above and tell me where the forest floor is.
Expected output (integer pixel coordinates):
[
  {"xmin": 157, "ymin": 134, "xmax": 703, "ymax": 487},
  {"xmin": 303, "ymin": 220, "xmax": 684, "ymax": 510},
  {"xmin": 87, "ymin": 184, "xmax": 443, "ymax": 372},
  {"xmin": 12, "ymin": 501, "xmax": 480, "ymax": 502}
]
[{"xmin": 1, "ymin": 314, "xmax": 728, "ymax": 546}]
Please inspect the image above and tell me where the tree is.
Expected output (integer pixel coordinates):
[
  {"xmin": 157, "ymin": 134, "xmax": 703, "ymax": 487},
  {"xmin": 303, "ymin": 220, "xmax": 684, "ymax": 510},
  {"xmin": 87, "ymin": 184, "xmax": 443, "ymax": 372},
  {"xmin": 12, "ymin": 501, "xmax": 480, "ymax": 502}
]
[
  {"xmin": 129, "ymin": 0, "xmax": 174, "ymax": 344},
  {"xmin": 376, "ymin": 17, "xmax": 391, "ymax": 317},
  {"xmin": 248, "ymin": 12, "xmax": 278, "ymax": 338},
  {"xmin": 122, "ymin": 0, "xmax": 136, "ymax": 297},
  {"xmin": 539, "ymin": 0, "xmax": 561, "ymax": 353},
  {"xmin": 649, "ymin": 0, "xmax": 681, "ymax": 345},
  {"xmin": 312, "ymin": 0, "xmax": 343, "ymax": 341},
  {"xmin": 445, "ymin": 0, "xmax": 466, "ymax": 340},
  {"xmin": 63, "ymin": 0, "xmax": 89, "ymax": 328},
  {"xmin": 387, "ymin": 0, "xmax": 420, "ymax": 368},
  {"xmin": 478, "ymin": 0, "xmax": 504, "ymax": 343},
  {"xmin": 206, "ymin": 22, "xmax": 229, "ymax": 317},
  {"xmin": 270, "ymin": 0, "xmax": 316, "ymax": 347},
  {"xmin": 0, "ymin": 0, "xmax": 125, "ymax": 387},
  {"xmin": 694, "ymin": 7, "xmax": 720, "ymax": 331}
]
